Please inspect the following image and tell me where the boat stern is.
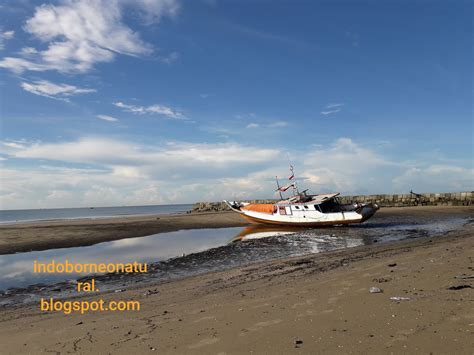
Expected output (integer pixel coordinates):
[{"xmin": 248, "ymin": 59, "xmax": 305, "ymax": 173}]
[{"xmin": 358, "ymin": 202, "xmax": 380, "ymax": 222}]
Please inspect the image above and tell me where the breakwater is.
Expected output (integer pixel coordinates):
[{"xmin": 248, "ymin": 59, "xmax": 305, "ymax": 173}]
[{"xmin": 192, "ymin": 191, "xmax": 473, "ymax": 212}]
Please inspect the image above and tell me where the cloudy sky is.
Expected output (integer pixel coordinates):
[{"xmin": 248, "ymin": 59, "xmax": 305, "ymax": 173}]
[{"xmin": 0, "ymin": 0, "xmax": 472, "ymax": 209}]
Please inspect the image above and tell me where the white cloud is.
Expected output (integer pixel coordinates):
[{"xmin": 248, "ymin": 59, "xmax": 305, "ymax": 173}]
[
  {"xmin": 19, "ymin": 47, "xmax": 38, "ymax": 55},
  {"xmin": 321, "ymin": 108, "xmax": 340, "ymax": 115},
  {"xmin": 0, "ymin": 57, "xmax": 49, "ymax": 73},
  {"xmin": 1, "ymin": 136, "xmax": 471, "ymax": 209},
  {"xmin": 0, "ymin": 30, "xmax": 14, "ymax": 50},
  {"xmin": 20, "ymin": 79, "xmax": 96, "ymax": 100},
  {"xmin": 246, "ymin": 121, "xmax": 288, "ymax": 129},
  {"xmin": 299, "ymin": 138, "xmax": 399, "ymax": 193},
  {"xmin": 0, "ymin": 137, "xmax": 281, "ymax": 208},
  {"xmin": 114, "ymin": 101, "xmax": 185, "ymax": 119},
  {"xmin": 0, "ymin": 0, "xmax": 179, "ymax": 73},
  {"xmin": 97, "ymin": 114, "xmax": 119, "ymax": 122},
  {"xmin": 327, "ymin": 103, "xmax": 344, "ymax": 109},
  {"xmin": 1, "ymin": 31, "xmax": 14, "ymax": 40},
  {"xmin": 10, "ymin": 138, "xmax": 280, "ymax": 175},
  {"xmin": 393, "ymin": 165, "xmax": 474, "ymax": 192},
  {"xmin": 2, "ymin": 141, "xmax": 26, "ymax": 149},
  {"xmin": 246, "ymin": 123, "xmax": 260, "ymax": 129},
  {"xmin": 321, "ymin": 103, "xmax": 344, "ymax": 115}
]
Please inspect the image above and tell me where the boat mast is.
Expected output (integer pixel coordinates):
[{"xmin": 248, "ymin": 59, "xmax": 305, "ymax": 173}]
[
  {"xmin": 275, "ymin": 176, "xmax": 284, "ymax": 200},
  {"xmin": 289, "ymin": 165, "xmax": 300, "ymax": 195}
]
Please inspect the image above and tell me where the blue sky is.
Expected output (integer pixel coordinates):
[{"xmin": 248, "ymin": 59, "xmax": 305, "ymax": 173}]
[{"xmin": 0, "ymin": 0, "xmax": 472, "ymax": 209}]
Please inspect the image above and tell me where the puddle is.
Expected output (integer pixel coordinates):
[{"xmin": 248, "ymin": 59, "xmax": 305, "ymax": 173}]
[
  {"xmin": 0, "ymin": 227, "xmax": 243, "ymax": 291},
  {"xmin": 0, "ymin": 211, "xmax": 471, "ymax": 307}
]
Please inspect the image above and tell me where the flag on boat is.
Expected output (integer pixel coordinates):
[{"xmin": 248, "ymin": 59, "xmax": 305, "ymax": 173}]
[{"xmin": 277, "ymin": 183, "xmax": 295, "ymax": 192}]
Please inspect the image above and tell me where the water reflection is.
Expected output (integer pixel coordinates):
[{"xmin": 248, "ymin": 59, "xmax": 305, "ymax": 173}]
[
  {"xmin": 230, "ymin": 225, "xmax": 303, "ymax": 242},
  {"xmin": 0, "ymin": 227, "xmax": 244, "ymax": 291}
]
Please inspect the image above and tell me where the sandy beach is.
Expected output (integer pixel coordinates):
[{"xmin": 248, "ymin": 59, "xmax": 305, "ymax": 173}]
[{"xmin": 0, "ymin": 206, "xmax": 472, "ymax": 354}]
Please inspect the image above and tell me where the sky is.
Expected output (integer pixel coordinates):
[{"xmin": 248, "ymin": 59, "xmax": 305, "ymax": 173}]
[{"xmin": 0, "ymin": 0, "xmax": 472, "ymax": 210}]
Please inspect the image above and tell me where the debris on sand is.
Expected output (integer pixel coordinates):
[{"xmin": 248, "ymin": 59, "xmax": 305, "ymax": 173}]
[
  {"xmin": 390, "ymin": 296, "xmax": 411, "ymax": 301},
  {"xmin": 294, "ymin": 338, "xmax": 303, "ymax": 348},
  {"xmin": 369, "ymin": 287, "xmax": 383, "ymax": 294},
  {"xmin": 388, "ymin": 263, "xmax": 397, "ymax": 267},
  {"xmin": 447, "ymin": 285, "xmax": 473, "ymax": 290},
  {"xmin": 144, "ymin": 289, "xmax": 159, "ymax": 296},
  {"xmin": 373, "ymin": 277, "xmax": 391, "ymax": 283},
  {"xmin": 454, "ymin": 274, "xmax": 474, "ymax": 280}
]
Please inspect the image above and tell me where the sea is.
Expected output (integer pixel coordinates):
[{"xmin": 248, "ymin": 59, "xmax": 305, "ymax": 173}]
[{"xmin": 0, "ymin": 204, "xmax": 194, "ymax": 224}]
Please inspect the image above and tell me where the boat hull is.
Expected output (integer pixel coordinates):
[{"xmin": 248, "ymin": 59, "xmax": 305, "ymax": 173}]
[
  {"xmin": 240, "ymin": 213, "xmax": 365, "ymax": 227},
  {"xmin": 224, "ymin": 200, "xmax": 379, "ymax": 227}
]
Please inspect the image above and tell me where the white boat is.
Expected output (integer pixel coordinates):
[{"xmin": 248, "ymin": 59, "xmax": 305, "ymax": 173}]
[{"xmin": 224, "ymin": 166, "xmax": 379, "ymax": 227}]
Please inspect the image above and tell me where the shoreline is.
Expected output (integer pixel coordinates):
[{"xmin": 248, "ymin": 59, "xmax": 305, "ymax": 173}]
[
  {"xmin": 0, "ymin": 217, "xmax": 472, "ymax": 353},
  {"xmin": 0, "ymin": 205, "xmax": 471, "ymax": 255},
  {"xmin": 0, "ymin": 211, "xmax": 192, "ymax": 226}
]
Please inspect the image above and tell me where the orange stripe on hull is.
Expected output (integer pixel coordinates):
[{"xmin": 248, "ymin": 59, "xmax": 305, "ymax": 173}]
[{"xmin": 240, "ymin": 213, "xmax": 362, "ymax": 227}]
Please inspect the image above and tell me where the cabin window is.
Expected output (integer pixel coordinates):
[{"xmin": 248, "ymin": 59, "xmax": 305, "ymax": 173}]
[
  {"xmin": 314, "ymin": 205, "xmax": 322, "ymax": 212},
  {"xmin": 304, "ymin": 205, "xmax": 308, "ymax": 209},
  {"xmin": 294, "ymin": 206, "xmax": 300, "ymax": 210},
  {"xmin": 319, "ymin": 198, "xmax": 341, "ymax": 213}
]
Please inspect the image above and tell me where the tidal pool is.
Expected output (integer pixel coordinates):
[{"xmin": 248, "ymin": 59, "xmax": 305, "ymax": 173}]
[{"xmin": 0, "ymin": 227, "xmax": 244, "ymax": 291}]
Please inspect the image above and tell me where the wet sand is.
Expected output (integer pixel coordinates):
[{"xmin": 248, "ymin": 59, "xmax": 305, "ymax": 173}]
[
  {"xmin": 0, "ymin": 206, "xmax": 470, "ymax": 255},
  {"xmin": 0, "ymin": 206, "xmax": 472, "ymax": 354}
]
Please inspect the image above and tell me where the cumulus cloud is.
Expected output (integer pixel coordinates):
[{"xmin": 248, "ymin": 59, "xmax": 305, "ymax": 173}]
[
  {"xmin": 9, "ymin": 137, "xmax": 280, "ymax": 177},
  {"xmin": 1, "ymin": 136, "xmax": 471, "ymax": 209},
  {"xmin": 0, "ymin": 0, "xmax": 179, "ymax": 73},
  {"xmin": 114, "ymin": 101, "xmax": 185, "ymax": 119},
  {"xmin": 0, "ymin": 137, "xmax": 280, "ymax": 208},
  {"xmin": 392, "ymin": 165, "xmax": 474, "ymax": 192},
  {"xmin": 20, "ymin": 79, "xmax": 96, "ymax": 100}
]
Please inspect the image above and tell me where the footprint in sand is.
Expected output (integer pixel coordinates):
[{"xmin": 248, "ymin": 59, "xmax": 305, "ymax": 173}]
[{"xmin": 188, "ymin": 337, "xmax": 220, "ymax": 349}]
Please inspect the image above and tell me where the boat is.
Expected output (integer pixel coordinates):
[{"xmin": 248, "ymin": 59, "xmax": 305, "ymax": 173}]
[{"xmin": 224, "ymin": 166, "xmax": 379, "ymax": 227}]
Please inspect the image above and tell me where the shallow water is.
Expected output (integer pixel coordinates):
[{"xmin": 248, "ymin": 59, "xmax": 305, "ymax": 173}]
[
  {"xmin": 0, "ymin": 211, "xmax": 471, "ymax": 306},
  {"xmin": 0, "ymin": 227, "xmax": 243, "ymax": 291}
]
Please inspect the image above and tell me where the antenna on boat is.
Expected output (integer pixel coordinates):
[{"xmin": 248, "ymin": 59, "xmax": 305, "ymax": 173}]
[{"xmin": 275, "ymin": 176, "xmax": 284, "ymax": 200}]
